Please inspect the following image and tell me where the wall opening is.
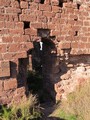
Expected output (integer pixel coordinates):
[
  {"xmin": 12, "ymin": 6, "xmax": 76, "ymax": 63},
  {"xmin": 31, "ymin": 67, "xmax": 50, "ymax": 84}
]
[
  {"xmin": 77, "ymin": 4, "xmax": 81, "ymax": 9},
  {"xmin": 24, "ymin": 22, "xmax": 30, "ymax": 29},
  {"xmin": 18, "ymin": 58, "xmax": 29, "ymax": 88},
  {"xmin": 40, "ymin": 0, "xmax": 45, "ymax": 4},
  {"xmin": 27, "ymin": 37, "xmax": 58, "ymax": 103},
  {"xmin": 74, "ymin": 31, "xmax": 78, "ymax": 36}
]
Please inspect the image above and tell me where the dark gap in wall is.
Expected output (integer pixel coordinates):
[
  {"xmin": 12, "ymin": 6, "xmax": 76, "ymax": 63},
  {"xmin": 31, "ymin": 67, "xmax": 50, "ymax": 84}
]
[
  {"xmin": 17, "ymin": 0, "xmax": 20, "ymax": 3},
  {"xmin": 59, "ymin": 1, "xmax": 63, "ymax": 7},
  {"xmin": 77, "ymin": 4, "xmax": 81, "ymax": 9},
  {"xmin": 24, "ymin": 21, "xmax": 30, "ymax": 29},
  {"xmin": 74, "ymin": 18, "xmax": 78, "ymax": 21},
  {"xmin": 37, "ymin": 29, "xmax": 50, "ymax": 38},
  {"xmin": 74, "ymin": 31, "xmax": 78, "ymax": 36},
  {"xmin": 17, "ymin": 58, "xmax": 29, "ymax": 88},
  {"xmin": 40, "ymin": 0, "xmax": 45, "ymax": 4}
]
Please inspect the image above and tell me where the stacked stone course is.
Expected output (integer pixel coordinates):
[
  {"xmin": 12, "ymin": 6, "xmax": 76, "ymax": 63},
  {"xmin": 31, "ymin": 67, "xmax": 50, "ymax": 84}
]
[{"xmin": 0, "ymin": 0, "xmax": 90, "ymax": 104}]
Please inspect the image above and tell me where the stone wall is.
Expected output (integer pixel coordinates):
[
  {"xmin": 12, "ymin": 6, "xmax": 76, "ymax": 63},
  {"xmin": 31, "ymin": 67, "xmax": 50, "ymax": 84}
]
[{"xmin": 0, "ymin": 0, "xmax": 90, "ymax": 104}]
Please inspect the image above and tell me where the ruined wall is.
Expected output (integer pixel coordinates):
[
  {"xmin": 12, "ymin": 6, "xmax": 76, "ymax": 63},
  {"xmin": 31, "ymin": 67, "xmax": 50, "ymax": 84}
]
[{"xmin": 0, "ymin": 0, "xmax": 90, "ymax": 104}]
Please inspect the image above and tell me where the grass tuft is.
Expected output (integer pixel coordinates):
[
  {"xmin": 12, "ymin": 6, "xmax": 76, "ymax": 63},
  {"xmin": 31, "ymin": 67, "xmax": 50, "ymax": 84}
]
[{"xmin": 51, "ymin": 78, "xmax": 90, "ymax": 120}]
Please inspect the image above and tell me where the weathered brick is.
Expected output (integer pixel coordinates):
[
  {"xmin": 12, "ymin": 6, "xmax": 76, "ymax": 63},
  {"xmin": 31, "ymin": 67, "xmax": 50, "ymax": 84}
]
[
  {"xmin": 31, "ymin": 22, "xmax": 42, "ymax": 29},
  {"xmin": 0, "ymin": 61, "xmax": 10, "ymax": 77},
  {"xmin": 58, "ymin": 42, "xmax": 71, "ymax": 49},
  {"xmin": 9, "ymin": 29, "xmax": 24, "ymax": 35},
  {"xmin": 5, "ymin": 7, "xmax": 21, "ymax": 14},
  {"xmin": 25, "ymin": 28, "xmax": 37, "ymax": 35},
  {"xmin": 52, "ymin": 6, "xmax": 62, "ymax": 12},
  {"xmin": 5, "ymin": 21, "xmax": 15, "ymax": 29},
  {"xmin": 0, "ymin": 44, "xmax": 7, "ymax": 53},
  {"xmin": 39, "ymin": 4, "xmax": 51, "ymax": 11},
  {"xmin": 19, "ymin": 14, "xmax": 37, "ymax": 22},
  {"xmin": 0, "ymin": 0, "xmax": 11, "ymax": 7},
  {"xmin": 2, "ymin": 36, "xmax": 13, "ymax": 43},
  {"xmin": 11, "ymin": 0, "xmax": 20, "ymax": 8},
  {"xmin": 9, "ymin": 14, "xmax": 19, "ymax": 22},
  {"xmin": 20, "ymin": 1, "xmax": 28, "ymax": 9},
  {"xmin": 15, "ymin": 22, "xmax": 24, "ymax": 29},
  {"xmin": 4, "ymin": 79, "xmax": 17, "ymax": 90},
  {"xmin": 0, "ymin": 21, "xmax": 4, "ymax": 28}
]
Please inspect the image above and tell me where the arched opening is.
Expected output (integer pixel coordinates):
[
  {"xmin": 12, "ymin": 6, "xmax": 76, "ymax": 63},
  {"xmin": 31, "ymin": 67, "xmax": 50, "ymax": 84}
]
[{"xmin": 27, "ymin": 37, "xmax": 58, "ymax": 104}]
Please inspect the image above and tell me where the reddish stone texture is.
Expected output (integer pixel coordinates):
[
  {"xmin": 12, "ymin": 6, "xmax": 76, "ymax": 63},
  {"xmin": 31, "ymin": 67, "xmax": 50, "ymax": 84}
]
[{"xmin": 0, "ymin": 0, "xmax": 90, "ymax": 104}]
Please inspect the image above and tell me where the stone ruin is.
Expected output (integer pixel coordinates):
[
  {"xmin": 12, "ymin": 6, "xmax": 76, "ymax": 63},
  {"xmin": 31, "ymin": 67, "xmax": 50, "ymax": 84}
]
[{"xmin": 0, "ymin": 0, "xmax": 90, "ymax": 104}]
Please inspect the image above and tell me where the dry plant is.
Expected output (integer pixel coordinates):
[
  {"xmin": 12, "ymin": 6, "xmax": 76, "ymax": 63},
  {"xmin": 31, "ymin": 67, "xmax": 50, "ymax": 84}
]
[
  {"xmin": 0, "ymin": 94, "xmax": 42, "ymax": 120},
  {"xmin": 51, "ymin": 78, "xmax": 90, "ymax": 120}
]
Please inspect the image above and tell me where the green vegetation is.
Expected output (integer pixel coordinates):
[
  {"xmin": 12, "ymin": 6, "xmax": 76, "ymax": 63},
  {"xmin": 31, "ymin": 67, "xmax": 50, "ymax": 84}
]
[
  {"xmin": 51, "ymin": 79, "xmax": 90, "ymax": 120},
  {"xmin": 0, "ymin": 94, "xmax": 42, "ymax": 120}
]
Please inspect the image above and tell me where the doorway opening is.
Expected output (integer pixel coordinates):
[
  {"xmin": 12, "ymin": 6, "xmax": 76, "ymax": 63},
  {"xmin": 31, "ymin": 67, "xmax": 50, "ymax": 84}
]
[{"xmin": 27, "ymin": 37, "xmax": 57, "ymax": 104}]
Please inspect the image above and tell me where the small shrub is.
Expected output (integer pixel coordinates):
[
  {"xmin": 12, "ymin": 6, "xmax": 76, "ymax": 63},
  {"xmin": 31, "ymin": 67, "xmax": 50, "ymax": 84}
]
[
  {"xmin": 51, "ymin": 79, "xmax": 90, "ymax": 120},
  {"xmin": 0, "ymin": 94, "xmax": 42, "ymax": 120}
]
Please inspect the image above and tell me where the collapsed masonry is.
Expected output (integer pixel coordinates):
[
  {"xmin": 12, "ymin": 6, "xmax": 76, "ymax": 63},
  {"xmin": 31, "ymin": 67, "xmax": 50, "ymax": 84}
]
[{"xmin": 0, "ymin": 0, "xmax": 90, "ymax": 104}]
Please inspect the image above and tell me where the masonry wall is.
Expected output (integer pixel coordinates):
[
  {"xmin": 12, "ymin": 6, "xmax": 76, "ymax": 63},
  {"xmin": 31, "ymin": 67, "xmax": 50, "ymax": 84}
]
[{"xmin": 0, "ymin": 0, "xmax": 90, "ymax": 104}]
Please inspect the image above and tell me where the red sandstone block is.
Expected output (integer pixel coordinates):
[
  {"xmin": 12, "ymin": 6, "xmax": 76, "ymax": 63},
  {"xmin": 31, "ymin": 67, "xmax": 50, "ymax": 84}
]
[
  {"xmin": 0, "ymin": 28, "xmax": 9, "ymax": 34},
  {"xmin": 44, "ymin": 0, "xmax": 51, "ymax": 4},
  {"xmin": 43, "ymin": 11, "xmax": 55, "ymax": 18},
  {"xmin": 7, "ymin": 43, "xmax": 20, "ymax": 52},
  {"xmin": 38, "ymin": 16, "xmax": 48, "ymax": 23},
  {"xmin": 42, "ymin": 23, "xmax": 48, "ymax": 29},
  {"xmin": 3, "ymin": 53, "xmax": 14, "ymax": 60},
  {"xmin": 4, "ymin": 79, "xmax": 17, "ymax": 90},
  {"xmin": 84, "ymin": 21, "xmax": 90, "ymax": 26},
  {"xmin": 57, "ymin": 36, "xmax": 65, "ymax": 42},
  {"xmin": 51, "ymin": 0, "xmax": 59, "ymax": 6},
  {"xmin": 2, "ymin": 36, "xmax": 13, "ymax": 43},
  {"xmin": 3, "ymin": 51, "xmax": 27, "ymax": 60},
  {"xmin": 58, "ymin": 42, "xmax": 71, "ymax": 49},
  {"xmin": 25, "ymin": 42, "xmax": 34, "ymax": 51},
  {"xmin": 0, "ymin": 61, "xmax": 10, "ymax": 77},
  {"xmin": 0, "ymin": 0, "xmax": 11, "ymax": 7},
  {"xmin": 85, "ymin": 43, "xmax": 90, "ymax": 48},
  {"xmin": 51, "ymin": 30, "xmax": 61, "ymax": 36},
  {"xmin": 0, "ymin": 21, "xmax": 4, "ymax": 28},
  {"xmin": 14, "ymin": 51, "xmax": 27, "ymax": 59},
  {"xmin": 85, "ymin": 33, "xmax": 90, "ymax": 36},
  {"xmin": 9, "ymin": 14, "xmax": 19, "ymax": 22},
  {"xmin": 19, "ymin": 14, "xmax": 37, "ymax": 22},
  {"xmin": 0, "ymin": 14, "xmax": 4, "ymax": 21},
  {"xmin": 88, "ymin": 27, "xmax": 90, "ymax": 31},
  {"xmin": 25, "ymin": 28, "xmax": 37, "ymax": 35},
  {"xmin": 11, "ymin": 0, "xmax": 20, "ymax": 8},
  {"xmin": 73, "ymin": 26, "xmax": 80, "ymax": 31},
  {"xmin": 39, "ymin": 4, "xmax": 51, "ymax": 11},
  {"xmin": 13, "ymin": 35, "xmax": 30, "ymax": 43},
  {"xmin": 5, "ymin": 7, "xmax": 21, "ymax": 14},
  {"xmin": 0, "ymin": 44, "xmax": 7, "ymax": 53},
  {"xmin": 71, "ymin": 42, "xmax": 78, "ymax": 48},
  {"xmin": 52, "ymin": 6, "xmax": 62, "ymax": 12},
  {"xmin": 48, "ymin": 23, "xmax": 55, "ymax": 29},
  {"xmin": 81, "ymin": 37, "xmax": 88, "ymax": 42},
  {"xmin": 68, "ymin": 20, "xmax": 74, "ymax": 25},
  {"xmin": 15, "ymin": 22, "xmax": 24, "ymax": 29},
  {"xmin": 35, "ymin": 10, "xmax": 43, "ymax": 17},
  {"xmin": 9, "ymin": 29, "xmax": 24, "ymax": 35},
  {"xmin": 60, "ymin": 19, "xmax": 67, "ymax": 24},
  {"xmin": 20, "ymin": 1, "xmax": 28, "ymax": 9},
  {"xmin": 65, "ymin": 36, "xmax": 74, "ymax": 41},
  {"xmin": 5, "ymin": 21, "xmax": 15, "ymax": 29},
  {"xmin": 31, "ymin": 22, "xmax": 42, "ymax": 29},
  {"xmin": 73, "ymin": 42, "xmax": 86, "ymax": 49}
]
